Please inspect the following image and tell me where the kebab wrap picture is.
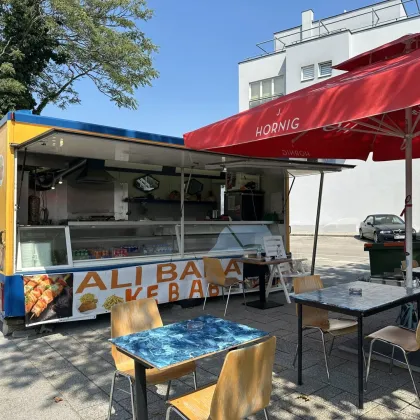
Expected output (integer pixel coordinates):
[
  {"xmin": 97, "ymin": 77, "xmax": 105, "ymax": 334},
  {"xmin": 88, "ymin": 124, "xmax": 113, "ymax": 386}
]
[
  {"xmin": 78, "ymin": 293, "xmax": 98, "ymax": 313},
  {"xmin": 24, "ymin": 273, "xmax": 73, "ymax": 326}
]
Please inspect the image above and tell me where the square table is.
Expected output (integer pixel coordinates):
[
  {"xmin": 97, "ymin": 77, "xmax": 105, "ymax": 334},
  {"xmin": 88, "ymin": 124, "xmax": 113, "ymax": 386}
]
[
  {"xmin": 110, "ymin": 314, "xmax": 268, "ymax": 419},
  {"xmin": 235, "ymin": 257, "xmax": 292, "ymax": 309},
  {"xmin": 292, "ymin": 280, "xmax": 420, "ymax": 409}
]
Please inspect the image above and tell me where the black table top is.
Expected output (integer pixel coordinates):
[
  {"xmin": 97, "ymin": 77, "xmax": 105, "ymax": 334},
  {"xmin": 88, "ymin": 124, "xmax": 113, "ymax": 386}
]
[{"xmin": 292, "ymin": 281, "xmax": 420, "ymax": 316}]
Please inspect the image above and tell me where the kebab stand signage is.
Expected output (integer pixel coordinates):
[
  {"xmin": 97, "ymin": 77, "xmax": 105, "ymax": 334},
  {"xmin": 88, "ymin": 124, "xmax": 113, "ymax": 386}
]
[{"xmin": 24, "ymin": 258, "xmax": 242, "ymax": 326}]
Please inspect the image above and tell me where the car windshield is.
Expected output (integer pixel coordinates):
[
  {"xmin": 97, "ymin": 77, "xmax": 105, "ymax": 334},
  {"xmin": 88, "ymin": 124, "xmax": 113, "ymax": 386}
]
[{"xmin": 374, "ymin": 215, "xmax": 404, "ymax": 225}]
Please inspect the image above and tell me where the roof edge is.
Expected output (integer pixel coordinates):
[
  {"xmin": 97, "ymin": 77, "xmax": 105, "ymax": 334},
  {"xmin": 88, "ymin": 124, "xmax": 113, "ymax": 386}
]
[{"xmin": 0, "ymin": 111, "xmax": 184, "ymax": 146}]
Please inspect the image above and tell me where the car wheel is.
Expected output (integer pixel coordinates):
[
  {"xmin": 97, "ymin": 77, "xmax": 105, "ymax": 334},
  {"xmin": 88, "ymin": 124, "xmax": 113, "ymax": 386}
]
[
  {"xmin": 359, "ymin": 229, "xmax": 364, "ymax": 239},
  {"xmin": 374, "ymin": 232, "xmax": 379, "ymax": 243}
]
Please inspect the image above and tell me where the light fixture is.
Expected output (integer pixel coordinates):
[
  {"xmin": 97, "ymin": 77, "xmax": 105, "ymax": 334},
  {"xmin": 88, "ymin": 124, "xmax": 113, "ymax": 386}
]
[
  {"xmin": 51, "ymin": 185, "xmax": 55, "ymax": 190},
  {"xmin": 58, "ymin": 177, "xmax": 63, "ymax": 185}
]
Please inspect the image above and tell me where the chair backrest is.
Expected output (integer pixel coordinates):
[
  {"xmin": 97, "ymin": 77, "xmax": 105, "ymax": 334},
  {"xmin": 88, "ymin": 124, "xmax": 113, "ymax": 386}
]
[
  {"xmin": 263, "ymin": 236, "xmax": 287, "ymax": 259},
  {"xmin": 401, "ymin": 260, "xmax": 419, "ymax": 270},
  {"xmin": 210, "ymin": 336, "xmax": 276, "ymax": 420},
  {"xmin": 111, "ymin": 298, "xmax": 163, "ymax": 371},
  {"xmin": 293, "ymin": 275, "xmax": 329, "ymax": 330},
  {"xmin": 203, "ymin": 257, "xmax": 226, "ymax": 286}
]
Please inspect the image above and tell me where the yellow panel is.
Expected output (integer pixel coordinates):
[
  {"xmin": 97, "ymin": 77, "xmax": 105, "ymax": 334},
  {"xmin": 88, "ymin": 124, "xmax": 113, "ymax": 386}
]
[
  {"xmin": 0, "ymin": 124, "xmax": 7, "ymax": 273},
  {"xmin": 8, "ymin": 121, "xmax": 52, "ymax": 145}
]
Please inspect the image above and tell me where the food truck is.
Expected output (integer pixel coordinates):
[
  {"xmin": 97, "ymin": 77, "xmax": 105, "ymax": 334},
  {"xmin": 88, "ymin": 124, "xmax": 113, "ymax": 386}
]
[{"xmin": 0, "ymin": 111, "xmax": 350, "ymax": 332}]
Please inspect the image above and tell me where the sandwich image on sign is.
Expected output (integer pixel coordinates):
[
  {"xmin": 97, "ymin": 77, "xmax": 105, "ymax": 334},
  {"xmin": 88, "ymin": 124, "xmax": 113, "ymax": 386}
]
[{"xmin": 78, "ymin": 293, "xmax": 98, "ymax": 312}]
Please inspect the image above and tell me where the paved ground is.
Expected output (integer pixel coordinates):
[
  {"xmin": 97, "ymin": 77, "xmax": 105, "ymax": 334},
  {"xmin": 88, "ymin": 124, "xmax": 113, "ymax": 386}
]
[{"xmin": 2, "ymin": 236, "xmax": 419, "ymax": 420}]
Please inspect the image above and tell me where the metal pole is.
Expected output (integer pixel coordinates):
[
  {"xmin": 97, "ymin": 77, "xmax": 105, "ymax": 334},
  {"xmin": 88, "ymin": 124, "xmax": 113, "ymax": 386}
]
[
  {"xmin": 311, "ymin": 172, "xmax": 324, "ymax": 275},
  {"xmin": 405, "ymin": 108, "xmax": 413, "ymax": 288},
  {"xmin": 180, "ymin": 168, "xmax": 185, "ymax": 257}
]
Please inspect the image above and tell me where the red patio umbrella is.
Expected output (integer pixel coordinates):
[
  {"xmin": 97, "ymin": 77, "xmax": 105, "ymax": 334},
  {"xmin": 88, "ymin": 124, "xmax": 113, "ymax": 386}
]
[{"xmin": 184, "ymin": 44, "xmax": 420, "ymax": 287}]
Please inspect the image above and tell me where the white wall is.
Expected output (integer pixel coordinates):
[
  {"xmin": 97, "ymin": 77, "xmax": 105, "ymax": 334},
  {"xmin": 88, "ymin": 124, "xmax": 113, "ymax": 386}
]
[
  {"xmin": 284, "ymin": 31, "xmax": 351, "ymax": 93},
  {"xmin": 238, "ymin": 52, "xmax": 286, "ymax": 112},
  {"xmin": 291, "ymin": 158, "xmax": 420, "ymax": 234}
]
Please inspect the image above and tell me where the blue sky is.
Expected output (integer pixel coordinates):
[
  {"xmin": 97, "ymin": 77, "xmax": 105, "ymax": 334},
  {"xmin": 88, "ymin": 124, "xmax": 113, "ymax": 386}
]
[{"xmin": 43, "ymin": 0, "xmax": 378, "ymax": 138}]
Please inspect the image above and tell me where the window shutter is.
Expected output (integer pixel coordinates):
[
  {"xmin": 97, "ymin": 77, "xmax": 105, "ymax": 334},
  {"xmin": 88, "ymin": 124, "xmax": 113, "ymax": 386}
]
[
  {"xmin": 301, "ymin": 65, "xmax": 314, "ymax": 81},
  {"xmin": 319, "ymin": 61, "xmax": 332, "ymax": 77}
]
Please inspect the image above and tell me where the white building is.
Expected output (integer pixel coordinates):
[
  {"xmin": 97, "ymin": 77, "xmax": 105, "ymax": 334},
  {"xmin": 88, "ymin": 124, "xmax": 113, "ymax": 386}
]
[{"xmin": 238, "ymin": 0, "xmax": 420, "ymax": 235}]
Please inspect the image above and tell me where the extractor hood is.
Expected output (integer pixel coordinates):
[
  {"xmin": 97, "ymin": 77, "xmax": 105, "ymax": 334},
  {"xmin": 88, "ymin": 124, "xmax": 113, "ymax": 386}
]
[{"xmin": 76, "ymin": 159, "xmax": 115, "ymax": 184}]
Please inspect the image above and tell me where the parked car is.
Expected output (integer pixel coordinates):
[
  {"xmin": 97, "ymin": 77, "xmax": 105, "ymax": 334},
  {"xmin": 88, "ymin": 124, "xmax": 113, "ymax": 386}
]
[{"xmin": 359, "ymin": 214, "xmax": 416, "ymax": 243}]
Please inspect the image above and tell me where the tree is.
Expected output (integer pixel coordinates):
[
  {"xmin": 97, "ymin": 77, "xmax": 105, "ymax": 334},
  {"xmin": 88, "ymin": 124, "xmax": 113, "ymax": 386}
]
[
  {"xmin": 0, "ymin": 0, "xmax": 59, "ymax": 118},
  {"xmin": 0, "ymin": 0, "xmax": 158, "ymax": 117},
  {"xmin": 33, "ymin": 0, "xmax": 158, "ymax": 114}
]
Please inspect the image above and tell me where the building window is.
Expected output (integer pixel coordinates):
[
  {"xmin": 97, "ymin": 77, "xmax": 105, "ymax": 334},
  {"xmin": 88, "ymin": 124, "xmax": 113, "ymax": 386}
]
[
  {"xmin": 319, "ymin": 61, "xmax": 332, "ymax": 78},
  {"xmin": 249, "ymin": 76, "xmax": 284, "ymax": 108},
  {"xmin": 301, "ymin": 65, "xmax": 315, "ymax": 82}
]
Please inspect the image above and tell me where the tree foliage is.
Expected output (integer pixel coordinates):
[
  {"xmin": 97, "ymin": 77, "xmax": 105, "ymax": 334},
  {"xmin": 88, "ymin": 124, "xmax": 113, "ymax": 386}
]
[
  {"xmin": 0, "ymin": 0, "xmax": 58, "ymax": 118},
  {"xmin": 0, "ymin": 0, "xmax": 158, "ymax": 117}
]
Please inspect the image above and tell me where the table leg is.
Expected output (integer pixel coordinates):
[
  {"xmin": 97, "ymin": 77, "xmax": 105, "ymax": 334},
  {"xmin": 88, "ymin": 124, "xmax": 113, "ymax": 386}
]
[
  {"xmin": 246, "ymin": 266, "xmax": 283, "ymax": 309},
  {"xmin": 298, "ymin": 303, "xmax": 303, "ymax": 385},
  {"xmin": 357, "ymin": 316, "xmax": 364, "ymax": 410},
  {"xmin": 134, "ymin": 361, "xmax": 148, "ymax": 420}
]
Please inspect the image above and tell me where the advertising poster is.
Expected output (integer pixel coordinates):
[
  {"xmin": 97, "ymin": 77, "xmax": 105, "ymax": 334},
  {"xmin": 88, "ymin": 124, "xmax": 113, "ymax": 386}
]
[
  {"xmin": 25, "ymin": 273, "xmax": 74, "ymax": 326},
  {"xmin": 73, "ymin": 258, "xmax": 242, "ymax": 319}
]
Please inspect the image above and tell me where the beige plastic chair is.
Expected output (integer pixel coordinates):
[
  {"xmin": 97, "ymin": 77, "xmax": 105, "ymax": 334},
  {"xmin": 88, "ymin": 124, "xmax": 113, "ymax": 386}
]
[
  {"xmin": 365, "ymin": 323, "xmax": 420, "ymax": 402},
  {"xmin": 401, "ymin": 259, "xmax": 419, "ymax": 282},
  {"xmin": 108, "ymin": 298, "xmax": 197, "ymax": 420},
  {"xmin": 165, "ymin": 336, "xmax": 277, "ymax": 420},
  {"xmin": 203, "ymin": 257, "xmax": 246, "ymax": 316},
  {"xmin": 292, "ymin": 275, "xmax": 358, "ymax": 381}
]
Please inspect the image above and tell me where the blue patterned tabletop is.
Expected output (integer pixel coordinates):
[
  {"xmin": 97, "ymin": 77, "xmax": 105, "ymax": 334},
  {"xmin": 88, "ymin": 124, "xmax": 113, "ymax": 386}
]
[
  {"xmin": 110, "ymin": 315, "xmax": 268, "ymax": 369},
  {"xmin": 292, "ymin": 281, "xmax": 420, "ymax": 314}
]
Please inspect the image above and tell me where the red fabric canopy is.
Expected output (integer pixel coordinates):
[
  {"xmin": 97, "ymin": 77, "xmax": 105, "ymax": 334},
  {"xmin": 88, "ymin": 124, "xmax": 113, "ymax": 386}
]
[
  {"xmin": 184, "ymin": 48, "xmax": 420, "ymax": 162},
  {"xmin": 334, "ymin": 33, "xmax": 420, "ymax": 71}
]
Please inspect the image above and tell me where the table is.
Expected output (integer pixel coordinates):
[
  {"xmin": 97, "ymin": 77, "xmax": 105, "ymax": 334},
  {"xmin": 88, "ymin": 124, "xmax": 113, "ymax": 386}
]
[
  {"xmin": 235, "ymin": 257, "xmax": 292, "ymax": 309},
  {"xmin": 110, "ymin": 314, "xmax": 268, "ymax": 419},
  {"xmin": 292, "ymin": 281, "xmax": 420, "ymax": 409}
]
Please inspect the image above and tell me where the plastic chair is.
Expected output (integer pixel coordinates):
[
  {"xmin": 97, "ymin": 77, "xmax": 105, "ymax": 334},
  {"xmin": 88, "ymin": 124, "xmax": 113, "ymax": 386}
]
[
  {"xmin": 108, "ymin": 298, "xmax": 197, "ymax": 420},
  {"xmin": 292, "ymin": 275, "xmax": 358, "ymax": 381},
  {"xmin": 165, "ymin": 336, "xmax": 277, "ymax": 420},
  {"xmin": 365, "ymin": 323, "xmax": 420, "ymax": 403},
  {"xmin": 203, "ymin": 257, "xmax": 246, "ymax": 316}
]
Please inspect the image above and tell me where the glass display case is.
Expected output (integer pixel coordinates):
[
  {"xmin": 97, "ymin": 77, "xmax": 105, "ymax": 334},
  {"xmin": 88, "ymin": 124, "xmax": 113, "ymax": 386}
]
[
  {"xmin": 178, "ymin": 222, "xmax": 283, "ymax": 256},
  {"xmin": 16, "ymin": 221, "xmax": 285, "ymax": 269},
  {"xmin": 68, "ymin": 221, "xmax": 178, "ymax": 262},
  {"xmin": 17, "ymin": 226, "xmax": 72, "ymax": 270}
]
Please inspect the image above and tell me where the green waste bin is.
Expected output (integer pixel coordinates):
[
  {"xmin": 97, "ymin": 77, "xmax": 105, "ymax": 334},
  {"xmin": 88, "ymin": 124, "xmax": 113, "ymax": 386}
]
[{"xmin": 364, "ymin": 242, "xmax": 420, "ymax": 277}]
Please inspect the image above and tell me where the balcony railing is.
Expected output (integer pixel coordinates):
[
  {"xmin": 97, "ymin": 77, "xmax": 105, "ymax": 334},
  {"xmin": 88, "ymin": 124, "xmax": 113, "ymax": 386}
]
[{"xmin": 244, "ymin": 0, "xmax": 420, "ymax": 62}]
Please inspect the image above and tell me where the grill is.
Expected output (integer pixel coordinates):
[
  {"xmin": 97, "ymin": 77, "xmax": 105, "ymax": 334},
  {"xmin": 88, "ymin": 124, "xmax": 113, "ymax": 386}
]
[{"xmin": 393, "ymin": 229, "xmax": 404, "ymax": 235}]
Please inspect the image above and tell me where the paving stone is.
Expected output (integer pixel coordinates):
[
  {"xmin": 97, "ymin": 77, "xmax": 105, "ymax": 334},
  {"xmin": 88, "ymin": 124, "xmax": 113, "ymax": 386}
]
[
  {"xmin": 312, "ymin": 385, "xmax": 344, "ymax": 401},
  {"xmin": 361, "ymin": 404, "xmax": 416, "ymax": 419},
  {"xmin": 365, "ymin": 385, "xmax": 417, "ymax": 411},
  {"xmin": 400, "ymin": 402, "xmax": 420, "ymax": 418},
  {"xmin": 328, "ymin": 390, "xmax": 379, "ymax": 417},
  {"xmin": 78, "ymin": 402, "xmax": 131, "ymax": 420},
  {"xmin": 179, "ymin": 367, "xmax": 217, "ymax": 388}
]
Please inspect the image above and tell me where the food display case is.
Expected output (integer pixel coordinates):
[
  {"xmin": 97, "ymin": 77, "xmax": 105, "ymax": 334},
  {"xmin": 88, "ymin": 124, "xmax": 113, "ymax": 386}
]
[
  {"xmin": 179, "ymin": 221, "xmax": 283, "ymax": 256},
  {"xmin": 16, "ymin": 221, "xmax": 284, "ymax": 270},
  {"xmin": 17, "ymin": 226, "xmax": 72, "ymax": 271},
  {"xmin": 68, "ymin": 221, "xmax": 178, "ymax": 264}
]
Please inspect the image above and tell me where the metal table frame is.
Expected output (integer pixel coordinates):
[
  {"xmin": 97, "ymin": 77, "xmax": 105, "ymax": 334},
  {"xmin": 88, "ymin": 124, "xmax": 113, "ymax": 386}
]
[{"xmin": 294, "ymin": 286, "xmax": 420, "ymax": 409}]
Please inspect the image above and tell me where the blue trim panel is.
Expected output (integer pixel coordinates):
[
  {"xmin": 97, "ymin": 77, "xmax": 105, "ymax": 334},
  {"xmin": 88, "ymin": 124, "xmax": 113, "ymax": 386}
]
[
  {"xmin": 0, "ymin": 111, "xmax": 184, "ymax": 146},
  {"xmin": 0, "ymin": 273, "xmax": 24, "ymax": 318}
]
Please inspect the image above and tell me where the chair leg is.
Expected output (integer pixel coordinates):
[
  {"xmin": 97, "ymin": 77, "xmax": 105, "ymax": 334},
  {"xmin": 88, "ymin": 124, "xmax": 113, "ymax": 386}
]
[
  {"xmin": 263, "ymin": 407, "xmax": 270, "ymax": 420},
  {"xmin": 107, "ymin": 371, "xmax": 118, "ymax": 420},
  {"xmin": 389, "ymin": 345, "xmax": 395, "ymax": 374},
  {"xmin": 224, "ymin": 285, "xmax": 232, "ymax": 317},
  {"xmin": 203, "ymin": 283, "xmax": 210, "ymax": 311},
  {"xmin": 193, "ymin": 371, "xmax": 197, "ymax": 390},
  {"xmin": 328, "ymin": 335, "xmax": 335, "ymax": 356},
  {"xmin": 166, "ymin": 406, "xmax": 173, "ymax": 420},
  {"xmin": 319, "ymin": 329, "xmax": 330, "ymax": 382},
  {"xmin": 128, "ymin": 377, "xmax": 136, "ymax": 420},
  {"xmin": 366, "ymin": 339, "xmax": 376, "ymax": 385},
  {"xmin": 222, "ymin": 287, "xmax": 225, "ymax": 301},
  {"xmin": 402, "ymin": 349, "xmax": 420, "ymax": 402},
  {"xmin": 165, "ymin": 380, "xmax": 172, "ymax": 401}
]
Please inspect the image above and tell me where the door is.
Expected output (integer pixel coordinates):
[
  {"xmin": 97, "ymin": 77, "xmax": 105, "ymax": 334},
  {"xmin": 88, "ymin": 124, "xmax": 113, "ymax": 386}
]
[{"xmin": 364, "ymin": 216, "xmax": 375, "ymax": 239}]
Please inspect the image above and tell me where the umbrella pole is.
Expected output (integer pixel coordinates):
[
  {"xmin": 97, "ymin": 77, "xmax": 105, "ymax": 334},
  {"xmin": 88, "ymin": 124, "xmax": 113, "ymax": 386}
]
[
  {"xmin": 311, "ymin": 171, "xmax": 324, "ymax": 275},
  {"xmin": 405, "ymin": 108, "xmax": 413, "ymax": 288}
]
